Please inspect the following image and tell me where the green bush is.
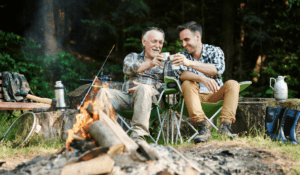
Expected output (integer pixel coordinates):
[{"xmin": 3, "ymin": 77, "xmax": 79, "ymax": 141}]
[
  {"xmin": 47, "ymin": 52, "xmax": 98, "ymax": 93},
  {"xmin": 0, "ymin": 30, "xmax": 104, "ymax": 98}
]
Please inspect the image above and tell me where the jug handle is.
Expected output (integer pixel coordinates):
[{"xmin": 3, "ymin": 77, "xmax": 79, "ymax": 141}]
[{"xmin": 270, "ymin": 77, "xmax": 276, "ymax": 90}]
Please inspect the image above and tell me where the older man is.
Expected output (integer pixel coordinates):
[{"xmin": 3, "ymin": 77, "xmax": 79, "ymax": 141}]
[
  {"xmin": 172, "ymin": 21, "xmax": 240, "ymax": 144},
  {"xmin": 96, "ymin": 27, "xmax": 172, "ymax": 143}
]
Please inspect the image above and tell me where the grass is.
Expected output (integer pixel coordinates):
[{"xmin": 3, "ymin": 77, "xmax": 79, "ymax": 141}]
[{"xmin": 0, "ymin": 111, "xmax": 65, "ymax": 159}]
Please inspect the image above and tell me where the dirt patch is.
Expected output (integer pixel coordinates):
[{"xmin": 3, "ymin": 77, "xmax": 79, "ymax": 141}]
[
  {"xmin": 0, "ymin": 150, "xmax": 53, "ymax": 171},
  {"xmin": 178, "ymin": 141, "xmax": 298, "ymax": 174},
  {"xmin": 0, "ymin": 141, "xmax": 298, "ymax": 174}
]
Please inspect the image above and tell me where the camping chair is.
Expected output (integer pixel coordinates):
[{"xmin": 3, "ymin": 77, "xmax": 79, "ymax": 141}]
[
  {"xmin": 163, "ymin": 76, "xmax": 252, "ymax": 143},
  {"xmin": 115, "ymin": 75, "xmax": 181, "ymax": 144}
]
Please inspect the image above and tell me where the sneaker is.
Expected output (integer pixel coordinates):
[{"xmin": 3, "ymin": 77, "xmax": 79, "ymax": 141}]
[
  {"xmin": 218, "ymin": 121, "xmax": 238, "ymax": 138},
  {"xmin": 194, "ymin": 120, "xmax": 212, "ymax": 144}
]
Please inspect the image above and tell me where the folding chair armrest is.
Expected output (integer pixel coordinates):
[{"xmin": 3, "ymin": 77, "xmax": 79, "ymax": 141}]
[
  {"xmin": 164, "ymin": 76, "xmax": 182, "ymax": 94},
  {"xmin": 239, "ymin": 81, "xmax": 252, "ymax": 92}
]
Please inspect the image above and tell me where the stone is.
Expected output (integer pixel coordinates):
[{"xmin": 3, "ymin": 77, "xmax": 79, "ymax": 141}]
[{"xmin": 233, "ymin": 98, "xmax": 300, "ymax": 136}]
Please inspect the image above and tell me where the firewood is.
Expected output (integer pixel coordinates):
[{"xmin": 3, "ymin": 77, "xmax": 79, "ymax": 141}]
[
  {"xmin": 89, "ymin": 120, "xmax": 123, "ymax": 147},
  {"xmin": 107, "ymin": 143, "xmax": 125, "ymax": 157},
  {"xmin": 79, "ymin": 144, "xmax": 125, "ymax": 161},
  {"xmin": 80, "ymin": 147, "xmax": 105, "ymax": 161},
  {"xmin": 98, "ymin": 110, "xmax": 138, "ymax": 152},
  {"xmin": 72, "ymin": 134, "xmax": 85, "ymax": 141},
  {"xmin": 60, "ymin": 154, "xmax": 114, "ymax": 175}
]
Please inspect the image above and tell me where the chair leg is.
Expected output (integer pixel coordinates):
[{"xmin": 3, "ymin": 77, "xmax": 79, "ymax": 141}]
[
  {"xmin": 205, "ymin": 107, "xmax": 222, "ymax": 131},
  {"xmin": 117, "ymin": 114, "xmax": 157, "ymax": 143},
  {"xmin": 174, "ymin": 113, "xmax": 183, "ymax": 144},
  {"xmin": 117, "ymin": 114, "xmax": 132, "ymax": 133},
  {"xmin": 176, "ymin": 100, "xmax": 185, "ymax": 143},
  {"xmin": 156, "ymin": 110, "xmax": 168, "ymax": 144},
  {"xmin": 156, "ymin": 107, "xmax": 167, "ymax": 144}
]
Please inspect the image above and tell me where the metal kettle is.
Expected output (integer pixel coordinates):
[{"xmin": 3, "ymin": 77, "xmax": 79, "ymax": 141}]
[
  {"xmin": 270, "ymin": 76, "xmax": 288, "ymax": 101},
  {"xmin": 54, "ymin": 81, "xmax": 68, "ymax": 111}
]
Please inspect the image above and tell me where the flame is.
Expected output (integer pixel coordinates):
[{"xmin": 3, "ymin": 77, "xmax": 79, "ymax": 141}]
[{"xmin": 66, "ymin": 80, "xmax": 117, "ymax": 150}]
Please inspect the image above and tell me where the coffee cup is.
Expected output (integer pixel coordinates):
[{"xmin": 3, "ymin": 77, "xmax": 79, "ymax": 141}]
[
  {"xmin": 161, "ymin": 52, "xmax": 170, "ymax": 61},
  {"xmin": 169, "ymin": 55, "xmax": 180, "ymax": 70}
]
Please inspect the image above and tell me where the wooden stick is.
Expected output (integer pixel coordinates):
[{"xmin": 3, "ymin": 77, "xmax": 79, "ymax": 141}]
[
  {"xmin": 61, "ymin": 154, "xmax": 114, "ymax": 175},
  {"xmin": 99, "ymin": 110, "xmax": 138, "ymax": 152}
]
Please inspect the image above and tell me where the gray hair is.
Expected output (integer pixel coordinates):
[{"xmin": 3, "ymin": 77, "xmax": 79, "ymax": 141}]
[{"xmin": 141, "ymin": 27, "xmax": 165, "ymax": 41}]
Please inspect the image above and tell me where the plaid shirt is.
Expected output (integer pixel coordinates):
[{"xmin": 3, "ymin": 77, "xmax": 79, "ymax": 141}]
[
  {"xmin": 122, "ymin": 51, "xmax": 175, "ymax": 93},
  {"xmin": 177, "ymin": 44, "xmax": 225, "ymax": 91}
]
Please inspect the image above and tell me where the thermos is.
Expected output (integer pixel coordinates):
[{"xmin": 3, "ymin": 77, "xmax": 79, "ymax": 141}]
[{"xmin": 54, "ymin": 81, "xmax": 67, "ymax": 111}]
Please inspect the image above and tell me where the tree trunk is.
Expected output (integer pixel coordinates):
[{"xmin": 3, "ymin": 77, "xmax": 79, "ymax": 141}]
[
  {"xmin": 201, "ymin": 0, "xmax": 205, "ymax": 43},
  {"xmin": 43, "ymin": 0, "xmax": 58, "ymax": 56},
  {"xmin": 221, "ymin": 0, "xmax": 235, "ymax": 80}
]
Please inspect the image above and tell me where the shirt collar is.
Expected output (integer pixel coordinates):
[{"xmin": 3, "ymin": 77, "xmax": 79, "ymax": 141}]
[
  {"xmin": 137, "ymin": 51, "xmax": 146, "ymax": 61},
  {"xmin": 201, "ymin": 44, "xmax": 208, "ymax": 57},
  {"xmin": 182, "ymin": 44, "xmax": 208, "ymax": 60}
]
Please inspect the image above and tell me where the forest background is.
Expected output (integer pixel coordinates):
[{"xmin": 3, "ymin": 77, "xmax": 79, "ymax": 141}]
[{"xmin": 0, "ymin": 0, "xmax": 299, "ymax": 99}]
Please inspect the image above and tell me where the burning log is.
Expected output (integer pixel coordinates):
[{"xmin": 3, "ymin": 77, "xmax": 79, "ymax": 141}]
[
  {"xmin": 90, "ymin": 110, "xmax": 139, "ymax": 152},
  {"xmin": 80, "ymin": 144, "xmax": 125, "ymax": 161},
  {"xmin": 60, "ymin": 154, "xmax": 114, "ymax": 175},
  {"xmin": 89, "ymin": 120, "xmax": 123, "ymax": 147}
]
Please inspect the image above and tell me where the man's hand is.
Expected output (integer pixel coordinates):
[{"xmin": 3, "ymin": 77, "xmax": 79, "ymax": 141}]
[
  {"xmin": 149, "ymin": 54, "xmax": 165, "ymax": 67},
  {"xmin": 171, "ymin": 54, "xmax": 191, "ymax": 67},
  {"xmin": 201, "ymin": 76, "xmax": 219, "ymax": 93},
  {"xmin": 127, "ymin": 81, "xmax": 155, "ymax": 93}
]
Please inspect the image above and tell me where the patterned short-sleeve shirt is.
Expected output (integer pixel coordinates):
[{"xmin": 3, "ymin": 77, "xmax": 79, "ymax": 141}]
[
  {"xmin": 177, "ymin": 44, "xmax": 225, "ymax": 89},
  {"xmin": 122, "ymin": 51, "xmax": 175, "ymax": 93}
]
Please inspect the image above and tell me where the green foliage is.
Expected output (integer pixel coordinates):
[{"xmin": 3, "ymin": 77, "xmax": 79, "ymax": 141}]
[
  {"xmin": 0, "ymin": 30, "xmax": 121, "ymax": 98},
  {"xmin": 161, "ymin": 40, "xmax": 185, "ymax": 54},
  {"xmin": 47, "ymin": 52, "xmax": 98, "ymax": 93},
  {"xmin": 0, "ymin": 30, "xmax": 23, "ymax": 51},
  {"xmin": 262, "ymin": 49, "xmax": 300, "ymax": 98}
]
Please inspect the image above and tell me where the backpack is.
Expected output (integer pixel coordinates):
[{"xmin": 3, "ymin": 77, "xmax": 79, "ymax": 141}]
[{"xmin": 2, "ymin": 71, "xmax": 33, "ymax": 102}]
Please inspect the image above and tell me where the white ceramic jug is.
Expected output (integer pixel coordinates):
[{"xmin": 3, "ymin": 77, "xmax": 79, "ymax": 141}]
[{"xmin": 270, "ymin": 76, "xmax": 288, "ymax": 101}]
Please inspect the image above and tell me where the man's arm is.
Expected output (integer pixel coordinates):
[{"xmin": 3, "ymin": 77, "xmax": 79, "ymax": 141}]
[
  {"xmin": 182, "ymin": 58, "xmax": 217, "ymax": 76},
  {"xmin": 173, "ymin": 47, "xmax": 225, "ymax": 77},
  {"xmin": 123, "ymin": 53, "xmax": 165, "ymax": 75},
  {"xmin": 136, "ymin": 55, "xmax": 164, "ymax": 73},
  {"xmin": 180, "ymin": 71, "xmax": 219, "ymax": 92}
]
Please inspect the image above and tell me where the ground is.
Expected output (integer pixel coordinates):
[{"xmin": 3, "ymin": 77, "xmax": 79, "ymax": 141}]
[
  {"xmin": 0, "ymin": 140, "xmax": 298, "ymax": 174},
  {"xmin": 0, "ymin": 149, "xmax": 55, "ymax": 171}
]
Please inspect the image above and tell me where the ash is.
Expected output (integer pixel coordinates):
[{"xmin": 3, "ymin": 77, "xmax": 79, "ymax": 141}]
[
  {"xmin": 0, "ymin": 143, "xmax": 291, "ymax": 175},
  {"xmin": 112, "ymin": 144, "xmax": 196, "ymax": 174}
]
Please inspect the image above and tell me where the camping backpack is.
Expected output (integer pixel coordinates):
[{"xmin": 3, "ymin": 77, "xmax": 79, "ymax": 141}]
[{"xmin": 1, "ymin": 71, "xmax": 33, "ymax": 102}]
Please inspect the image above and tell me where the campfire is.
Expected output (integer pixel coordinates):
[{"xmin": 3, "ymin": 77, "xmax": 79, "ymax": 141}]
[
  {"xmin": 1, "ymin": 79, "xmax": 201, "ymax": 175},
  {"xmin": 61, "ymin": 79, "xmax": 200, "ymax": 174}
]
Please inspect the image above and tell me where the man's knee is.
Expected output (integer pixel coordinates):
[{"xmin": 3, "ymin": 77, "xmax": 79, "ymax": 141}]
[
  {"xmin": 134, "ymin": 84, "xmax": 153, "ymax": 96},
  {"xmin": 181, "ymin": 80, "xmax": 196, "ymax": 91},
  {"xmin": 224, "ymin": 80, "xmax": 240, "ymax": 91}
]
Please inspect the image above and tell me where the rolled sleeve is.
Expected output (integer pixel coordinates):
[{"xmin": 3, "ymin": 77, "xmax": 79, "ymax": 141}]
[
  {"xmin": 211, "ymin": 47, "xmax": 225, "ymax": 76},
  {"xmin": 123, "ymin": 53, "xmax": 142, "ymax": 76}
]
